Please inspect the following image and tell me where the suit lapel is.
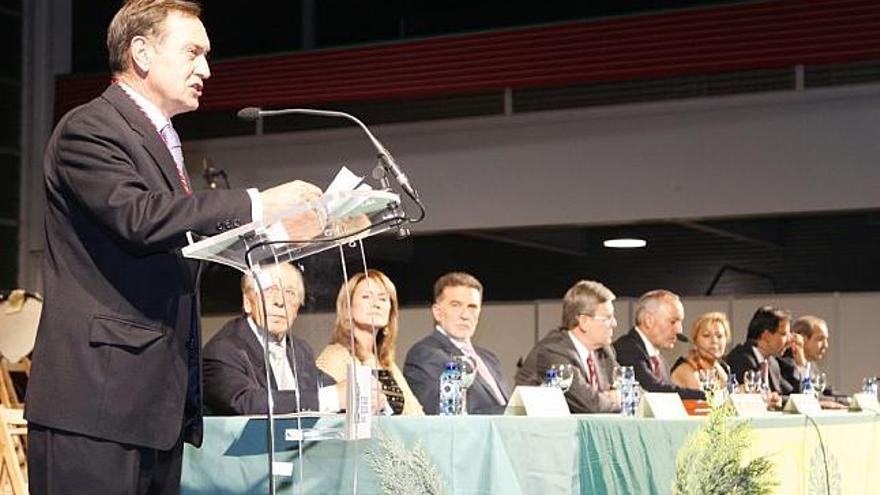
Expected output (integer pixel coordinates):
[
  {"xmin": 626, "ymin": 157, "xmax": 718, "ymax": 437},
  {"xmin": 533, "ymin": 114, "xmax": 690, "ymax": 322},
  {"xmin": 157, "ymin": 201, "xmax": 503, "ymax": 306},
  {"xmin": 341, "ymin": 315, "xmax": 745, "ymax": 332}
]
[
  {"xmin": 556, "ymin": 330, "xmax": 590, "ymax": 385},
  {"xmin": 238, "ymin": 318, "xmax": 273, "ymax": 389},
  {"xmin": 101, "ymin": 84, "xmax": 186, "ymax": 195}
]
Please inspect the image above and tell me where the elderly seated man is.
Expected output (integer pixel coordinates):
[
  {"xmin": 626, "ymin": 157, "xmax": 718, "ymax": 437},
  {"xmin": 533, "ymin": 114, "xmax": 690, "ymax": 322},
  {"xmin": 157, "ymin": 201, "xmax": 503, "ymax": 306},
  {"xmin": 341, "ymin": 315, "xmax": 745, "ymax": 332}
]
[
  {"xmin": 613, "ymin": 289, "xmax": 703, "ymax": 399},
  {"xmin": 203, "ymin": 263, "xmax": 346, "ymax": 415}
]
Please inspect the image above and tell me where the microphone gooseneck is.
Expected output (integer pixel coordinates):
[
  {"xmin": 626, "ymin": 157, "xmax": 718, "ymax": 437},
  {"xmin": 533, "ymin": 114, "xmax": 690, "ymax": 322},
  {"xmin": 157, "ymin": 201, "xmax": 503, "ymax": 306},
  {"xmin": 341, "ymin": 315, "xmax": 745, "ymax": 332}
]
[{"xmin": 236, "ymin": 106, "xmax": 424, "ymax": 221}]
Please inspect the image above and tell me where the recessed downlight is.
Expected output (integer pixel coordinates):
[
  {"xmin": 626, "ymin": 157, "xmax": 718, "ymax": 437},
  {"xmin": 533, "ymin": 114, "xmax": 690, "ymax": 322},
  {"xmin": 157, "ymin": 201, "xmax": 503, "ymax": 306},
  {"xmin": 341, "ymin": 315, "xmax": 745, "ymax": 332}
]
[{"xmin": 603, "ymin": 238, "xmax": 647, "ymax": 249}]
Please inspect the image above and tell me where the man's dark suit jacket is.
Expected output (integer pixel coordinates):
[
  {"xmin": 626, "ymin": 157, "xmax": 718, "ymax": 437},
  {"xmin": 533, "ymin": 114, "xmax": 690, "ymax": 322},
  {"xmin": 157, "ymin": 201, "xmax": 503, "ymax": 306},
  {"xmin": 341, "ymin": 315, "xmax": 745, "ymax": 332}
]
[
  {"xmin": 403, "ymin": 330, "xmax": 511, "ymax": 415},
  {"xmin": 26, "ymin": 84, "xmax": 250, "ymax": 450},
  {"xmin": 613, "ymin": 328, "xmax": 704, "ymax": 400},
  {"xmin": 778, "ymin": 349, "xmax": 805, "ymax": 395},
  {"xmin": 515, "ymin": 328, "xmax": 620, "ymax": 413},
  {"xmin": 725, "ymin": 341, "xmax": 794, "ymax": 395},
  {"xmin": 202, "ymin": 316, "xmax": 334, "ymax": 415}
]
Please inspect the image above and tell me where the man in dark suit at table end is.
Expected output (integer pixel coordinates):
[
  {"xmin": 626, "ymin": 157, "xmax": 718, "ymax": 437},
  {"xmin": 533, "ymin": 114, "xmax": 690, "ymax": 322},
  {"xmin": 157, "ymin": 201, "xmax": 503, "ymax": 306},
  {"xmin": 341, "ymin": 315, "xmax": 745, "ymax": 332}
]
[
  {"xmin": 516, "ymin": 280, "xmax": 622, "ymax": 413},
  {"xmin": 25, "ymin": 1, "xmax": 325, "ymax": 493},
  {"xmin": 613, "ymin": 289, "xmax": 704, "ymax": 400},
  {"xmin": 404, "ymin": 272, "xmax": 511, "ymax": 414}
]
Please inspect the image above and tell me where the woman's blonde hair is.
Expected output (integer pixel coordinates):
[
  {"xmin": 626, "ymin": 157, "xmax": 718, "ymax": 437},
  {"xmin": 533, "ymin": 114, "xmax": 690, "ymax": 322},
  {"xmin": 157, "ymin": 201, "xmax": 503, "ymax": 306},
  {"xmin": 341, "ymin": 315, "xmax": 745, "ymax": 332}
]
[
  {"xmin": 330, "ymin": 269, "xmax": 399, "ymax": 369},
  {"xmin": 690, "ymin": 311, "xmax": 732, "ymax": 343}
]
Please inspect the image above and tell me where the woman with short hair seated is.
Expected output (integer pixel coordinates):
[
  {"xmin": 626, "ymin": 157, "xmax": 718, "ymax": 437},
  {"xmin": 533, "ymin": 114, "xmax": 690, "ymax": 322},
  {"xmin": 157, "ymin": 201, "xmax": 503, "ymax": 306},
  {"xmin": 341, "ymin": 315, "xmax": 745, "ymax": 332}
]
[
  {"xmin": 671, "ymin": 312, "xmax": 731, "ymax": 390},
  {"xmin": 316, "ymin": 269, "xmax": 424, "ymax": 415}
]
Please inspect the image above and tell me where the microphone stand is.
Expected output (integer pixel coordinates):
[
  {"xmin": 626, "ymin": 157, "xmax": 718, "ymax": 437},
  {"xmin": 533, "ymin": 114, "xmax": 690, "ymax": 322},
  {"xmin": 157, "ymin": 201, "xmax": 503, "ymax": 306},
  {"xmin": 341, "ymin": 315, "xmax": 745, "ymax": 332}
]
[{"xmin": 238, "ymin": 107, "xmax": 425, "ymax": 225}]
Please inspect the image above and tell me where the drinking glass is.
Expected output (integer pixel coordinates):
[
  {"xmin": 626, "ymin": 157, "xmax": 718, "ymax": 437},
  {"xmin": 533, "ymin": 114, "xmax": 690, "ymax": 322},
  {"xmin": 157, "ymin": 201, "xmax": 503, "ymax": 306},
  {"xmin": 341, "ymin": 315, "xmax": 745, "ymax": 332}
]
[
  {"xmin": 743, "ymin": 370, "xmax": 758, "ymax": 393},
  {"xmin": 552, "ymin": 364, "xmax": 574, "ymax": 393},
  {"xmin": 812, "ymin": 372, "xmax": 827, "ymax": 397},
  {"xmin": 698, "ymin": 368, "xmax": 718, "ymax": 393}
]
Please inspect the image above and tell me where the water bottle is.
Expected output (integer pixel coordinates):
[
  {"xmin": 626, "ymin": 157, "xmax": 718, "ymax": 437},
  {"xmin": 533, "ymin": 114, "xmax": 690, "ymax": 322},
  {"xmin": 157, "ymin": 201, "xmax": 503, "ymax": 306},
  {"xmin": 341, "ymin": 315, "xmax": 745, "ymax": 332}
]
[
  {"xmin": 626, "ymin": 384, "xmax": 640, "ymax": 417},
  {"xmin": 439, "ymin": 361, "xmax": 463, "ymax": 416},
  {"xmin": 800, "ymin": 362, "xmax": 814, "ymax": 397},
  {"xmin": 542, "ymin": 368, "xmax": 559, "ymax": 387},
  {"xmin": 620, "ymin": 378, "xmax": 640, "ymax": 417}
]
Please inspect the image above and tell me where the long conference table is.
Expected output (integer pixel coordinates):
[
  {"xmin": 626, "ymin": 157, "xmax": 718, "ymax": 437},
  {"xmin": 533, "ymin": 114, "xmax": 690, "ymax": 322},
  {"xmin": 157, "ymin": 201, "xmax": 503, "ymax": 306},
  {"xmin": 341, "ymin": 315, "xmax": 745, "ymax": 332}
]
[{"xmin": 182, "ymin": 411, "xmax": 880, "ymax": 494}]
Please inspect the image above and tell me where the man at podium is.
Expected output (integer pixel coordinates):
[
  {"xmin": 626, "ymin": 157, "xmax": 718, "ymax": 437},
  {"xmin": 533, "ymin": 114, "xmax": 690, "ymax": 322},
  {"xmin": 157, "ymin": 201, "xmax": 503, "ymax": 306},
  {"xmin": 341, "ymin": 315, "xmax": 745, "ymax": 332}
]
[{"xmin": 26, "ymin": 1, "xmax": 325, "ymax": 493}]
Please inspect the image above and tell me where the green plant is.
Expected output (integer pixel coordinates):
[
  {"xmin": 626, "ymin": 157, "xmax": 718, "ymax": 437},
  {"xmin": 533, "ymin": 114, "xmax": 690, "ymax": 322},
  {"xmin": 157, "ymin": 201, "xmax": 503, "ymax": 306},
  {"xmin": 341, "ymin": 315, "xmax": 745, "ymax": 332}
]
[
  {"xmin": 673, "ymin": 403, "xmax": 777, "ymax": 495},
  {"xmin": 363, "ymin": 429, "xmax": 448, "ymax": 495}
]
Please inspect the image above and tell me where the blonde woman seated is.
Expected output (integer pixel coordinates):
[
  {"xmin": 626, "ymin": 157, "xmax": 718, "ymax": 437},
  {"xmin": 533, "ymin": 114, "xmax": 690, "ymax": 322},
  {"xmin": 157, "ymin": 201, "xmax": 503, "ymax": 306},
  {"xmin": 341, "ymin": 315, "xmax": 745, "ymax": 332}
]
[
  {"xmin": 316, "ymin": 270, "xmax": 424, "ymax": 415},
  {"xmin": 670, "ymin": 312, "xmax": 731, "ymax": 390}
]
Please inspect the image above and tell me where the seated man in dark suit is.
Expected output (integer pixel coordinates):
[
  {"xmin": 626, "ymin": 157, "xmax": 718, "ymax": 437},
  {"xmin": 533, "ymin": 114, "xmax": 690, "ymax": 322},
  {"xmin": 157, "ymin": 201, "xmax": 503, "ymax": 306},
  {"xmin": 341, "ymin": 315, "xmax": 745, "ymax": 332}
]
[
  {"xmin": 203, "ymin": 263, "xmax": 342, "ymax": 415},
  {"xmin": 613, "ymin": 289, "xmax": 703, "ymax": 399},
  {"xmin": 725, "ymin": 305, "xmax": 792, "ymax": 409},
  {"xmin": 516, "ymin": 280, "xmax": 621, "ymax": 413},
  {"xmin": 779, "ymin": 315, "xmax": 847, "ymax": 408},
  {"xmin": 404, "ymin": 272, "xmax": 511, "ymax": 414}
]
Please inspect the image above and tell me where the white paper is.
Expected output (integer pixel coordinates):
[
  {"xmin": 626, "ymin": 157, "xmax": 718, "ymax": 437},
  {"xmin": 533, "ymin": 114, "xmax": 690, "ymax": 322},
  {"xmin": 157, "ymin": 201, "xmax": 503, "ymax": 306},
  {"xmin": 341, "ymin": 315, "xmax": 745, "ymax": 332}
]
[
  {"xmin": 727, "ymin": 394, "xmax": 769, "ymax": 417},
  {"xmin": 638, "ymin": 392, "xmax": 688, "ymax": 419},
  {"xmin": 850, "ymin": 392, "xmax": 880, "ymax": 413},
  {"xmin": 504, "ymin": 386, "xmax": 570, "ymax": 417},
  {"xmin": 783, "ymin": 393, "xmax": 823, "ymax": 416}
]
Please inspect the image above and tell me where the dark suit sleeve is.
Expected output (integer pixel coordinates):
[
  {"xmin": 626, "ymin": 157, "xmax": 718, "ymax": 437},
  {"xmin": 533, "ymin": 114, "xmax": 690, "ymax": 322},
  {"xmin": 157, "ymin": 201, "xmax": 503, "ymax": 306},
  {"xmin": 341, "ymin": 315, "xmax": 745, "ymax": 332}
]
[
  {"xmin": 776, "ymin": 355, "xmax": 802, "ymax": 394},
  {"xmin": 725, "ymin": 348, "xmax": 753, "ymax": 386},
  {"xmin": 540, "ymin": 347, "xmax": 619, "ymax": 413},
  {"xmin": 403, "ymin": 343, "xmax": 447, "ymax": 415},
  {"xmin": 203, "ymin": 338, "xmax": 301, "ymax": 415},
  {"xmin": 614, "ymin": 337, "xmax": 703, "ymax": 400},
  {"xmin": 53, "ymin": 111, "xmax": 250, "ymax": 254}
]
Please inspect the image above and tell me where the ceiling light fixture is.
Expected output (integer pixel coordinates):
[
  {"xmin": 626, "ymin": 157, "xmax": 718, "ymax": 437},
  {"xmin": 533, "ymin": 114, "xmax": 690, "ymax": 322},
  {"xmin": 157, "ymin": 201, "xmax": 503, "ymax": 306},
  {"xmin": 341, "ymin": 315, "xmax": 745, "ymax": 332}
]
[{"xmin": 603, "ymin": 238, "xmax": 647, "ymax": 249}]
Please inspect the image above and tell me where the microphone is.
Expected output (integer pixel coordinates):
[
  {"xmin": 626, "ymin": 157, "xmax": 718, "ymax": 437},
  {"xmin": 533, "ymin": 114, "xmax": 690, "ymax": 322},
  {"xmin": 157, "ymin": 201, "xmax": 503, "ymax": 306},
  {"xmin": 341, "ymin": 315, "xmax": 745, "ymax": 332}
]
[
  {"xmin": 237, "ymin": 106, "xmax": 420, "ymax": 201},
  {"xmin": 676, "ymin": 333, "xmax": 691, "ymax": 344}
]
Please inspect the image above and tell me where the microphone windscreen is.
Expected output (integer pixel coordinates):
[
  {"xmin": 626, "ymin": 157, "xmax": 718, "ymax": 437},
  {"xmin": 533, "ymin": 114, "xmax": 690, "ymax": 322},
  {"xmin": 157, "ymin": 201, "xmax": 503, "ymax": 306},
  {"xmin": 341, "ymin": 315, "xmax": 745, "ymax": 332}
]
[
  {"xmin": 236, "ymin": 107, "xmax": 262, "ymax": 121},
  {"xmin": 676, "ymin": 333, "xmax": 691, "ymax": 343}
]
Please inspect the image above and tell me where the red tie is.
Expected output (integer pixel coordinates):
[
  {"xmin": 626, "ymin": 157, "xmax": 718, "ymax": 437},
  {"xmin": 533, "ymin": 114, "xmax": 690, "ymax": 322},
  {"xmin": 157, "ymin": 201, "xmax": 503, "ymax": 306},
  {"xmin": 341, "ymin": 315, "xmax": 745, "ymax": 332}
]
[
  {"xmin": 650, "ymin": 355, "xmax": 664, "ymax": 380},
  {"xmin": 586, "ymin": 352, "xmax": 598, "ymax": 387}
]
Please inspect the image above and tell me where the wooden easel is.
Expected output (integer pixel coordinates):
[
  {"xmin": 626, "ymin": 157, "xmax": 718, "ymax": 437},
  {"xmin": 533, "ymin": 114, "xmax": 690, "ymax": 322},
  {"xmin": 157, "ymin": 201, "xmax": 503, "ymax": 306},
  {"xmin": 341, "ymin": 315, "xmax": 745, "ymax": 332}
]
[
  {"xmin": 0, "ymin": 358, "xmax": 29, "ymax": 410},
  {"xmin": 0, "ymin": 406, "xmax": 26, "ymax": 495}
]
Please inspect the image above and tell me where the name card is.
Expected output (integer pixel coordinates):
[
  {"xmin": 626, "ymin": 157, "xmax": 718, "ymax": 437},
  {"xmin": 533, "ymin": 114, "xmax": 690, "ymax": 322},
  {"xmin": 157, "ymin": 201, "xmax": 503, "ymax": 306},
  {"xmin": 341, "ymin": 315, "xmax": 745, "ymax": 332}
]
[
  {"xmin": 850, "ymin": 392, "xmax": 880, "ymax": 413},
  {"xmin": 637, "ymin": 392, "xmax": 688, "ymax": 419},
  {"xmin": 783, "ymin": 393, "xmax": 822, "ymax": 416},
  {"xmin": 345, "ymin": 363, "xmax": 372, "ymax": 440},
  {"xmin": 504, "ymin": 386, "xmax": 570, "ymax": 417},
  {"xmin": 726, "ymin": 394, "xmax": 769, "ymax": 417}
]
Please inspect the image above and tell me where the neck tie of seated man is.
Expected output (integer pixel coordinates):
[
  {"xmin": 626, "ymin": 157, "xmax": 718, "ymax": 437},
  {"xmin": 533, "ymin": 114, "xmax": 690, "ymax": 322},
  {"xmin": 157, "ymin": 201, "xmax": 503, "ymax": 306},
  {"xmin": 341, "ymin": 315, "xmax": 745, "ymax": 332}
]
[{"xmin": 461, "ymin": 342, "xmax": 506, "ymax": 405}]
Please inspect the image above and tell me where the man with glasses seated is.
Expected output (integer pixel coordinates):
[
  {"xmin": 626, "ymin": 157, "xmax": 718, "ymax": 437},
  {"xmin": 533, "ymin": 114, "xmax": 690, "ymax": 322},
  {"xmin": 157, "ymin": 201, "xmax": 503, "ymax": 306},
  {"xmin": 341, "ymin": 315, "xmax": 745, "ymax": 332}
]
[
  {"xmin": 613, "ymin": 289, "xmax": 704, "ymax": 399},
  {"xmin": 203, "ymin": 263, "xmax": 347, "ymax": 415},
  {"xmin": 515, "ymin": 280, "xmax": 621, "ymax": 413}
]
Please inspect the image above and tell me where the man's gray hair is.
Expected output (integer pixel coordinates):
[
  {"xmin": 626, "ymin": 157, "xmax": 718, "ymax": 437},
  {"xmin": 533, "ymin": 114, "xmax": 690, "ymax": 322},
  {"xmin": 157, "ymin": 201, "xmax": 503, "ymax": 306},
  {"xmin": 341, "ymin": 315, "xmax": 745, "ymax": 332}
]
[
  {"xmin": 634, "ymin": 289, "xmax": 680, "ymax": 325},
  {"xmin": 561, "ymin": 280, "xmax": 616, "ymax": 330}
]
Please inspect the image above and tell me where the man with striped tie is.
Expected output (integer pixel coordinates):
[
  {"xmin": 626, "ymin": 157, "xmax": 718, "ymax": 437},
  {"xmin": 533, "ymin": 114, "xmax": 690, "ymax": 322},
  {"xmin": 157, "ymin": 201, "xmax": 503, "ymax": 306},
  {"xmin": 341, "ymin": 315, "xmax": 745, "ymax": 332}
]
[
  {"xmin": 404, "ymin": 272, "xmax": 511, "ymax": 414},
  {"xmin": 26, "ymin": 1, "xmax": 324, "ymax": 493}
]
